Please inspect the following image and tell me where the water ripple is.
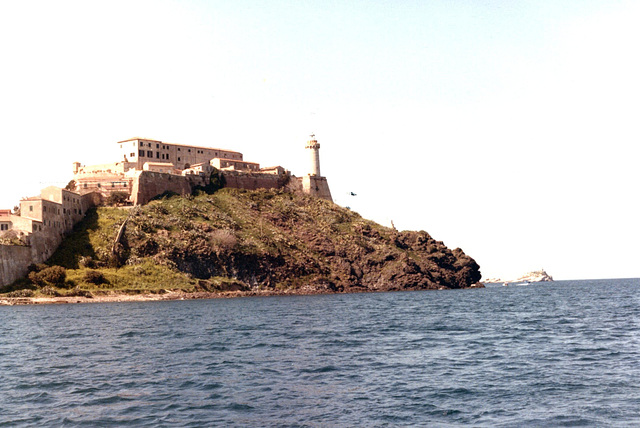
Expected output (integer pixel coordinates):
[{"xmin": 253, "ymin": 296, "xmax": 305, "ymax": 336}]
[{"xmin": 1, "ymin": 278, "xmax": 640, "ymax": 426}]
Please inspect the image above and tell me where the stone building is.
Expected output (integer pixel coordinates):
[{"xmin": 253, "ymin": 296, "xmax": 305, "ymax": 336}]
[
  {"xmin": 1, "ymin": 186, "xmax": 98, "ymax": 286},
  {"xmin": 0, "ymin": 210, "xmax": 11, "ymax": 232},
  {"xmin": 117, "ymin": 138, "xmax": 245, "ymax": 171}
]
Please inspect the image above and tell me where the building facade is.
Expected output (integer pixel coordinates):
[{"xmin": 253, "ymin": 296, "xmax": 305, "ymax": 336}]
[{"xmin": 117, "ymin": 138, "xmax": 244, "ymax": 171}]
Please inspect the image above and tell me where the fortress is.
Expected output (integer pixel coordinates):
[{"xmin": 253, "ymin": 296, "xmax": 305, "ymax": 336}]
[
  {"xmin": 0, "ymin": 136, "xmax": 332, "ymax": 286},
  {"xmin": 72, "ymin": 136, "xmax": 332, "ymax": 205}
]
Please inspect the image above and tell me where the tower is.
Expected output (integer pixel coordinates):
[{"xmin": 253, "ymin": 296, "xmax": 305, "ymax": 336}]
[{"xmin": 305, "ymin": 134, "xmax": 321, "ymax": 176}]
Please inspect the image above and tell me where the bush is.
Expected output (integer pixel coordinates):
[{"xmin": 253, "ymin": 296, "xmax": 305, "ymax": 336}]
[
  {"xmin": 84, "ymin": 269, "xmax": 108, "ymax": 285},
  {"xmin": 209, "ymin": 229, "xmax": 237, "ymax": 252},
  {"xmin": 40, "ymin": 286, "xmax": 62, "ymax": 297},
  {"xmin": 6, "ymin": 289, "xmax": 35, "ymax": 298},
  {"xmin": 29, "ymin": 266, "xmax": 67, "ymax": 286},
  {"xmin": 106, "ymin": 191, "xmax": 130, "ymax": 206},
  {"xmin": 79, "ymin": 256, "xmax": 97, "ymax": 269}
]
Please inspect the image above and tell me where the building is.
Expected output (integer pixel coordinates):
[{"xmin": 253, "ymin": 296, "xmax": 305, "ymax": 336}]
[
  {"xmin": 0, "ymin": 210, "xmax": 12, "ymax": 232},
  {"xmin": 73, "ymin": 135, "xmax": 332, "ymax": 205},
  {"xmin": 116, "ymin": 138, "xmax": 245, "ymax": 171}
]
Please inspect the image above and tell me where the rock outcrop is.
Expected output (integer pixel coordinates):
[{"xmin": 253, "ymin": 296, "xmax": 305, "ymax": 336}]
[
  {"xmin": 483, "ymin": 269, "xmax": 553, "ymax": 284},
  {"xmin": 516, "ymin": 270, "xmax": 553, "ymax": 282}
]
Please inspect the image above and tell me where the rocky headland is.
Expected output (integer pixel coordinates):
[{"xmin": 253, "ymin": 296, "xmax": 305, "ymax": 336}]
[{"xmin": 0, "ymin": 188, "xmax": 483, "ymax": 304}]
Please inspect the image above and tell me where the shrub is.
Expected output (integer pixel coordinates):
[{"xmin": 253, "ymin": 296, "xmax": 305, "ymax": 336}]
[
  {"xmin": 40, "ymin": 266, "xmax": 67, "ymax": 285},
  {"xmin": 209, "ymin": 229, "xmax": 237, "ymax": 253},
  {"xmin": 29, "ymin": 266, "xmax": 67, "ymax": 286},
  {"xmin": 106, "ymin": 191, "xmax": 130, "ymax": 206},
  {"xmin": 79, "ymin": 256, "xmax": 97, "ymax": 269},
  {"xmin": 40, "ymin": 286, "xmax": 61, "ymax": 297},
  {"xmin": 6, "ymin": 289, "xmax": 35, "ymax": 298},
  {"xmin": 84, "ymin": 269, "xmax": 108, "ymax": 285}
]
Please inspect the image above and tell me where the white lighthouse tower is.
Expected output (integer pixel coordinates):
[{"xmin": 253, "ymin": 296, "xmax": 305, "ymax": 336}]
[
  {"xmin": 305, "ymin": 133, "xmax": 321, "ymax": 176},
  {"xmin": 301, "ymin": 133, "xmax": 332, "ymax": 202}
]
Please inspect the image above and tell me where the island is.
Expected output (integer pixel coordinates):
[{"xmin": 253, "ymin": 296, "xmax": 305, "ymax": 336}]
[
  {"xmin": 483, "ymin": 269, "xmax": 554, "ymax": 285},
  {"xmin": 0, "ymin": 136, "xmax": 483, "ymax": 305}
]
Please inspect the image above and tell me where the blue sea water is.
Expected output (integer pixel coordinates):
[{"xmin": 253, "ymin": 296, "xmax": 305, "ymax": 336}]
[{"xmin": 1, "ymin": 278, "xmax": 640, "ymax": 427}]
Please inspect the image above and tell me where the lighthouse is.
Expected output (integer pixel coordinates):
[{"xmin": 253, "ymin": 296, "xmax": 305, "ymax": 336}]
[{"xmin": 305, "ymin": 134, "xmax": 321, "ymax": 176}]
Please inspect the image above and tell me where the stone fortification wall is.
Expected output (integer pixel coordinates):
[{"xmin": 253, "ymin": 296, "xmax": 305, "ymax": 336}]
[
  {"xmin": 131, "ymin": 171, "xmax": 198, "ymax": 206},
  {"xmin": 300, "ymin": 175, "xmax": 333, "ymax": 202},
  {"xmin": 222, "ymin": 171, "xmax": 288, "ymax": 191},
  {"xmin": 0, "ymin": 233, "xmax": 59, "ymax": 287},
  {"xmin": 131, "ymin": 170, "xmax": 292, "ymax": 205},
  {"xmin": 0, "ymin": 245, "xmax": 33, "ymax": 287}
]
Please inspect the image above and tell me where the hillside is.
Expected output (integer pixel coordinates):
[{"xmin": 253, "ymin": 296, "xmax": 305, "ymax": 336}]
[{"xmin": 2, "ymin": 188, "xmax": 482, "ymax": 299}]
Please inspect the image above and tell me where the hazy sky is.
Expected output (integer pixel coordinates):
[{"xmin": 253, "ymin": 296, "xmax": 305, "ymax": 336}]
[{"xmin": 1, "ymin": 0, "xmax": 638, "ymax": 280}]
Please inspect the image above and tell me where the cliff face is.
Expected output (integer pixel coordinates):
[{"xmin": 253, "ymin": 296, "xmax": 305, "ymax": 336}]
[{"xmin": 118, "ymin": 189, "xmax": 482, "ymax": 292}]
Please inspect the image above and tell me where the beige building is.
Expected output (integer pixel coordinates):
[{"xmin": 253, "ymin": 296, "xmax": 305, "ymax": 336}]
[
  {"xmin": 143, "ymin": 162, "xmax": 175, "ymax": 174},
  {"xmin": 0, "ymin": 210, "xmax": 11, "ymax": 232},
  {"xmin": 117, "ymin": 138, "xmax": 244, "ymax": 171},
  {"xmin": 210, "ymin": 158, "xmax": 260, "ymax": 172},
  {"xmin": 19, "ymin": 186, "xmax": 91, "ymax": 236}
]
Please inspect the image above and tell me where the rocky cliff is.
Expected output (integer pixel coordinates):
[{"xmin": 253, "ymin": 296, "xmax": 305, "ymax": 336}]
[{"xmin": 2, "ymin": 188, "xmax": 483, "ymax": 297}]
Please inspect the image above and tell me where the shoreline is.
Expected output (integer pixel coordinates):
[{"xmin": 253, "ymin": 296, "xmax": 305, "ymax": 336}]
[{"xmin": 0, "ymin": 284, "xmax": 484, "ymax": 306}]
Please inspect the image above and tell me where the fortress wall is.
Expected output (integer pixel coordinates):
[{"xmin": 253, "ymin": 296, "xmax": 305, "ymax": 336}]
[
  {"xmin": 222, "ymin": 171, "xmax": 285, "ymax": 191},
  {"xmin": 0, "ymin": 235, "xmax": 53, "ymax": 287},
  {"xmin": 301, "ymin": 175, "xmax": 333, "ymax": 202},
  {"xmin": 131, "ymin": 171, "xmax": 194, "ymax": 206},
  {"xmin": 0, "ymin": 245, "xmax": 33, "ymax": 287}
]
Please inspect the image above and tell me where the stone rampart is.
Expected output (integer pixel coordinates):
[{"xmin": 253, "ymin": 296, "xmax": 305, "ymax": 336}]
[
  {"xmin": 0, "ymin": 245, "xmax": 33, "ymax": 287},
  {"xmin": 301, "ymin": 175, "xmax": 333, "ymax": 202},
  {"xmin": 0, "ymin": 234, "xmax": 53, "ymax": 287},
  {"xmin": 222, "ymin": 171, "xmax": 288, "ymax": 191},
  {"xmin": 131, "ymin": 171, "xmax": 197, "ymax": 206}
]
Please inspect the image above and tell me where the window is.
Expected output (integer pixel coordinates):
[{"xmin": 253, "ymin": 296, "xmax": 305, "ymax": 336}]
[
  {"xmin": 130, "ymin": 152, "xmax": 135, "ymax": 158},
  {"xmin": 147, "ymin": 151, "xmax": 152, "ymax": 157},
  {"xmin": 139, "ymin": 150, "xmax": 145, "ymax": 157},
  {"xmin": 156, "ymin": 144, "xmax": 160, "ymax": 149},
  {"xmin": 178, "ymin": 157, "xmax": 181, "ymax": 161},
  {"xmin": 156, "ymin": 152, "xmax": 160, "ymax": 159},
  {"xmin": 166, "ymin": 154, "xmax": 170, "ymax": 161}
]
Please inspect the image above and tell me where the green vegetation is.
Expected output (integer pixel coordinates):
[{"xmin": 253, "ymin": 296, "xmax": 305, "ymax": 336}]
[{"xmin": 1, "ymin": 188, "xmax": 482, "ymax": 298}]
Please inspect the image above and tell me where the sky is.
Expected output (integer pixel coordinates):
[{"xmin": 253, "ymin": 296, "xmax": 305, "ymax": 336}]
[{"xmin": 0, "ymin": 0, "xmax": 638, "ymax": 280}]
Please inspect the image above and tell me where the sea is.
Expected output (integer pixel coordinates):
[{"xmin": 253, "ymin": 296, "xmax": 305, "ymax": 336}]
[{"xmin": 1, "ymin": 278, "xmax": 639, "ymax": 427}]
